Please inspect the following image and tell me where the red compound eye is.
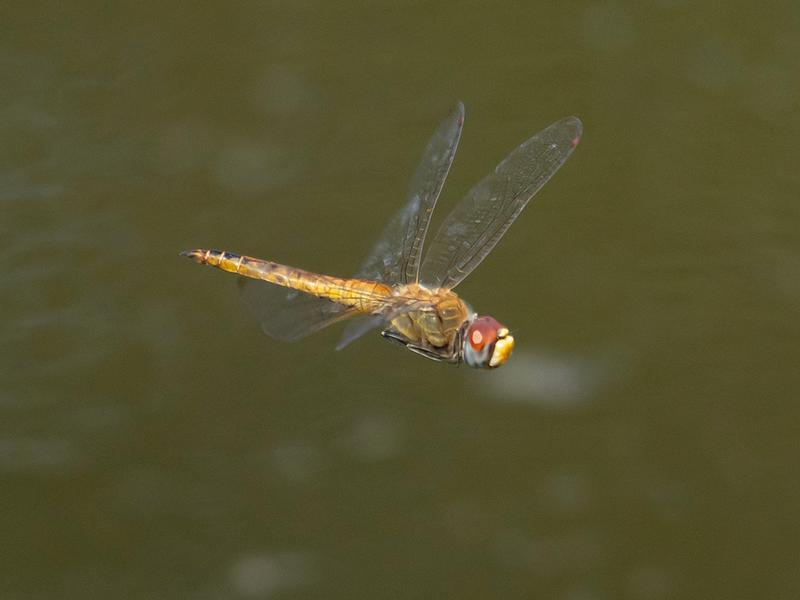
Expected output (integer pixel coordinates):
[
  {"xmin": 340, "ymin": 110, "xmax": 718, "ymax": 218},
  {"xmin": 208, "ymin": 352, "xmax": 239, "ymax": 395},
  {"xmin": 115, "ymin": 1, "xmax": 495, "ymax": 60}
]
[{"xmin": 467, "ymin": 316, "xmax": 503, "ymax": 350}]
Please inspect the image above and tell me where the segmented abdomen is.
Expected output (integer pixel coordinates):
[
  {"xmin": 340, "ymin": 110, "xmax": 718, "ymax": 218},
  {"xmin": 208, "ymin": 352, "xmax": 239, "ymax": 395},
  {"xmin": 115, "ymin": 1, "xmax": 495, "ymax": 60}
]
[{"xmin": 181, "ymin": 248, "xmax": 392, "ymax": 313}]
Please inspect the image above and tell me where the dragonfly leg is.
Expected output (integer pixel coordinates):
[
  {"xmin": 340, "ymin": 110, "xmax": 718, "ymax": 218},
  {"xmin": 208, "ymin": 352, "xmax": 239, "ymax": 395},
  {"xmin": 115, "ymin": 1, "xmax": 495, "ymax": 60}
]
[
  {"xmin": 381, "ymin": 330, "xmax": 457, "ymax": 363},
  {"xmin": 380, "ymin": 329, "xmax": 411, "ymax": 348}
]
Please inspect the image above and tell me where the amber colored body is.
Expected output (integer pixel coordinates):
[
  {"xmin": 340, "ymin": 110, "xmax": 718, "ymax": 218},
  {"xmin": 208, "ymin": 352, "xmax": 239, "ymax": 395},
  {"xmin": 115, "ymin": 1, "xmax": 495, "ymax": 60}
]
[
  {"xmin": 182, "ymin": 107, "xmax": 581, "ymax": 369},
  {"xmin": 183, "ymin": 249, "xmax": 471, "ymax": 355}
]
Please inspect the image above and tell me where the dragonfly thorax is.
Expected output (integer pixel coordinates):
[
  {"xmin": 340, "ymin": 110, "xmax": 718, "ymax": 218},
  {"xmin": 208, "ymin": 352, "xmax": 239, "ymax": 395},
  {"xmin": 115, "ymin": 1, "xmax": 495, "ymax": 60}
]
[{"xmin": 386, "ymin": 283, "xmax": 470, "ymax": 352}]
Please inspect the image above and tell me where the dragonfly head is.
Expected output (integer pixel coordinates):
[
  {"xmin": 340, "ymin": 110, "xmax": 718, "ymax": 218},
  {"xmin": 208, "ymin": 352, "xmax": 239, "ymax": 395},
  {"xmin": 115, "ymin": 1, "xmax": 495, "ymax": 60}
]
[{"xmin": 462, "ymin": 316, "xmax": 515, "ymax": 369}]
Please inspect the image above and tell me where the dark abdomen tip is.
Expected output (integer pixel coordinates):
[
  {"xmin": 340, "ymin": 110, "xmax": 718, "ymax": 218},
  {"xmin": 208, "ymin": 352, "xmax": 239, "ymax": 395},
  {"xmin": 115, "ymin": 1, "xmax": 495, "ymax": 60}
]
[{"xmin": 180, "ymin": 249, "xmax": 208, "ymax": 263}]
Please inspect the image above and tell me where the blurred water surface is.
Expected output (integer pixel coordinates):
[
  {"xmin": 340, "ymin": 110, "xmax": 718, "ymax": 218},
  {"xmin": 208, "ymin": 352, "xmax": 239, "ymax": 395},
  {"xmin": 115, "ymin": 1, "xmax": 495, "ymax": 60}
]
[{"xmin": 2, "ymin": 2, "xmax": 800, "ymax": 599}]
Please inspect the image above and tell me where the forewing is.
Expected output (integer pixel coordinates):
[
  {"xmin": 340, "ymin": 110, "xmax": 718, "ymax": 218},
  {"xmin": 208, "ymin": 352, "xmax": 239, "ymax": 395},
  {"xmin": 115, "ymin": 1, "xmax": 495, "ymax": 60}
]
[
  {"xmin": 239, "ymin": 278, "xmax": 356, "ymax": 342},
  {"xmin": 352, "ymin": 102, "xmax": 464, "ymax": 284},
  {"xmin": 337, "ymin": 102, "xmax": 464, "ymax": 349},
  {"xmin": 419, "ymin": 116, "xmax": 582, "ymax": 290}
]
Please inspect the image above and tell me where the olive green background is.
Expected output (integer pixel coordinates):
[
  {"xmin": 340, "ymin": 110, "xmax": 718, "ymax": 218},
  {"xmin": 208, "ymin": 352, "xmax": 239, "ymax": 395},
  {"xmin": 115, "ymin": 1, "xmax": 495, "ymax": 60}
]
[{"xmin": 3, "ymin": 2, "xmax": 799, "ymax": 598}]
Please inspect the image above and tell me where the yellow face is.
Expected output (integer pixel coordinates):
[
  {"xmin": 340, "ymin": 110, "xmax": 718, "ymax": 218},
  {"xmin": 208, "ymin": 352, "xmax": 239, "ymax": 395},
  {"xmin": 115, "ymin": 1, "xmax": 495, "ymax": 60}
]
[{"xmin": 489, "ymin": 328, "xmax": 515, "ymax": 368}]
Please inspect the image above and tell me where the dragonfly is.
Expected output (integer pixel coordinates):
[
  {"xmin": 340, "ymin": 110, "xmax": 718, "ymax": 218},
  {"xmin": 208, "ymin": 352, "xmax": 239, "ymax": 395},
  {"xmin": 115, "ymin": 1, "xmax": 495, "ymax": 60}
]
[{"xmin": 182, "ymin": 102, "xmax": 581, "ymax": 369}]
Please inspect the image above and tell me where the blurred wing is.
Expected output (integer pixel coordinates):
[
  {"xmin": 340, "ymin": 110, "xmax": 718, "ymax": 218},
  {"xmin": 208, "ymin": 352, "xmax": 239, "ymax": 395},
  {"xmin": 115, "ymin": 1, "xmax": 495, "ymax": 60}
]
[
  {"xmin": 419, "ymin": 116, "xmax": 582, "ymax": 290},
  {"xmin": 337, "ymin": 102, "xmax": 464, "ymax": 349},
  {"xmin": 335, "ymin": 315, "xmax": 385, "ymax": 350},
  {"xmin": 239, "ymin": 279, "xmax": 356, "ymax": 342},
  {"xmin": 352, "ymin": 101, "xmax": 464, "ymax": 285}
]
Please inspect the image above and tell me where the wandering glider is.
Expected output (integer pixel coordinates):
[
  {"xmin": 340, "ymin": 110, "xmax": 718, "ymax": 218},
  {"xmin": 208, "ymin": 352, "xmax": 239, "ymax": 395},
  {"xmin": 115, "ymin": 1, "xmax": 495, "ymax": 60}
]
[{"xmin": 182, "ymin": 103, "xmax": 581, "ymax": 368}]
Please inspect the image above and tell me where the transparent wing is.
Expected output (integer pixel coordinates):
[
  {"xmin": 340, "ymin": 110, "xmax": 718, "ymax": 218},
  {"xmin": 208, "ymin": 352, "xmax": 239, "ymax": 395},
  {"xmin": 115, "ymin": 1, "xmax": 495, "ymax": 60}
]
[
  {"xmin": 337, "ymin": 102, "xmax": 464, "ymax": 349},
  {"xmin": 335, "ymin": 315, "xmax": 385, "ymax": 350},
  {"xmin": 419, "ymin": 116, "xmax": 582, "ymax": 290},
  {"xmin": 351, "ymin": 101, "xmax": 464, "ymax": 284},
  {"xmin": 239, "ymin": 279, "xmax": 356, "ymax": 342}
]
